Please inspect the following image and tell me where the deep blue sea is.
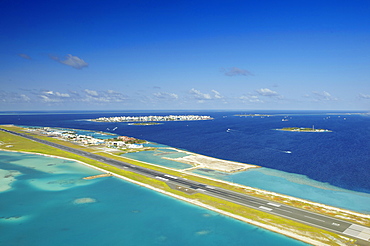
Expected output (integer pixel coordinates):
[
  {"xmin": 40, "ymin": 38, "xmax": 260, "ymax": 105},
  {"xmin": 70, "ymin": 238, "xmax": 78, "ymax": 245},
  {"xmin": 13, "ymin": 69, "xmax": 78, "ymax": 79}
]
[
  {"xmin": 1, "ymin": 110, "xmax": 369, "ymax": 193},
  {"xmin": 1, "ymin": 110, "xmax": 369, "ymax": 245}
]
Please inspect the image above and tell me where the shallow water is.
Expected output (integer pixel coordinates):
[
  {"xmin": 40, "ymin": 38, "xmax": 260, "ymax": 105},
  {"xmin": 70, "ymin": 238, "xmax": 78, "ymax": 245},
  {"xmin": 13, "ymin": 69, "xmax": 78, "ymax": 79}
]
[
  {"xmin": 3, "ymin": 111, "xmax": 368, "ymax": 194},
  {"xmin": 0, "ymin": 151, "xmax": 308, "ymax": 246},
  {"xmin": 122, "ymin": 144, "xmax": 370, "ymax": 213},
  {"xmin": 1, "ymin": 111, "xmax": 369, "ymax": 213},
  {"xmin": 124, "ymin": 150, "xmax": 192, "ymax": 169},
  {"xmin": 193, "ymin": 167, "xmax": 370, "ymax": 213}
]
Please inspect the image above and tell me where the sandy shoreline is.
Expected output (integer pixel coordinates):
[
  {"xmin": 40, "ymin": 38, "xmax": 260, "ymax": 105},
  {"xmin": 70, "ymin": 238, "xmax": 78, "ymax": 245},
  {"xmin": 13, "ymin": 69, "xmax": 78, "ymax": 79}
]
[
  {"xmin": 161, "ymin": 148, "xmax": 259, "ymax": 173},
  {"xmin": 2, "ymin": 148, "xmax": 369, "ymax": 245},
  {"xmin": 120, "ymin": 149, "xmax": 370, "ymax": 219},
  {"xmin": 0, "ymin": 148, "xmax": 325, "ymax": 245}
]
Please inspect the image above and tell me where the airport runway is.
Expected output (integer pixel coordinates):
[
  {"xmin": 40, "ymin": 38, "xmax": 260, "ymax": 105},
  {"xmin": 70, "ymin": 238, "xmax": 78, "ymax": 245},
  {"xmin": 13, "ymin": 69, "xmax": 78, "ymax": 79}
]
[{"xmin": 1, "ymin": 128, "xmax": 369, "ymax": 245}]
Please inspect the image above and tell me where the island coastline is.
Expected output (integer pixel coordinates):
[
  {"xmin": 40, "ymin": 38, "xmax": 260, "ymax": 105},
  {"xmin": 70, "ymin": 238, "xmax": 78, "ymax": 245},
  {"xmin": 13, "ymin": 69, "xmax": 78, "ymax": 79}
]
[
  {"xmin": 1, "ymin": 125, "xmax": 369, "ymax": 245},
  {"xmin": 276, "ymin": 127, "xmax": 332, "ymax": 132},
  {"xmin": 0, "ymin": 148, "xmax": 349, "ymax": 246}
]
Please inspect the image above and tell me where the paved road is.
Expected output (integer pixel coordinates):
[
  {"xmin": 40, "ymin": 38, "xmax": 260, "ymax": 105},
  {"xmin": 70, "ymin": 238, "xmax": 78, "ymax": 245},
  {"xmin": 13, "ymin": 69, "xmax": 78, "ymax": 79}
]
[{"xmin": 1, "ymin": 128, "xmax": 369, "ymax": 245}]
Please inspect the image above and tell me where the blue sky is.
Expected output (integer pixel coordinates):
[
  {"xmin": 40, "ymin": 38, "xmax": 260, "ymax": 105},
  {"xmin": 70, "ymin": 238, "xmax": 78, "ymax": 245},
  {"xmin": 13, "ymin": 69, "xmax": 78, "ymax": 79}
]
[{"xmin": 1, "ymin": 0, "xmax": 370, "ymax": 111}]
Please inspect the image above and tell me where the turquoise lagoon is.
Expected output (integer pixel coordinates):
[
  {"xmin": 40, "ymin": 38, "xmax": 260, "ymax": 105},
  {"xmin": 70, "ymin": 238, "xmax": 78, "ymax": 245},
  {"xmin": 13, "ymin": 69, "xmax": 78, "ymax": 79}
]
[
  {"xmin": 123, "ymin": 148, "xmax": 192, "ymax": 169},
  {"xmin": 193, "ymin": 168, "xmax": 370, "ymax": 213},
  {"xmin": 0, "ymin": 151, "xmax": 307, "ymax": 246},
  {"xmin": 18, "ymin": 125, "xmax": 118, "ymax": 140},
  {"xmin": 125, "ymin": 147, "xmax": 370, "ymax": 214}
]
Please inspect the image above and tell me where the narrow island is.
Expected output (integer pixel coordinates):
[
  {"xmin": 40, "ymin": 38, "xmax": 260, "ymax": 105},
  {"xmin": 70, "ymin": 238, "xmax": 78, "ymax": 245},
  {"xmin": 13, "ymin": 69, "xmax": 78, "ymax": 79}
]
[
  {"xmin": 128, "ymin": 122, "xmax": 162, "ymax": 126},
  {"xmin": 20, "ymin": 126, "xmax": 258, "ymax": 172},
  {"xmin": 90, "ymin": 115, "xmax": 213, "ymax": 122},
  {"xmin": 276, "ymin": 126, "xmax": 332, "ymax": 132},
  {"xmin": 1, "ymin": 125, "xmax": 368, "ymax": 246}
]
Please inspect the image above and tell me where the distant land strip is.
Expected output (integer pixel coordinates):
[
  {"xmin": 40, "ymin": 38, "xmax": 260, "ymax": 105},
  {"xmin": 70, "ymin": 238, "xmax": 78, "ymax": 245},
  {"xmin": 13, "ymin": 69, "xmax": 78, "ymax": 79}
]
[
  {"xmin": 276, "ymin": 127, "xmax": 332, "ymax": 132},
  {"xmin": 89, "ymin": 115, "xmax": 213, "ymax": 122},
  {"xmin": 1, "ymin": 125, "xmax": 369, "ymax": 245}
]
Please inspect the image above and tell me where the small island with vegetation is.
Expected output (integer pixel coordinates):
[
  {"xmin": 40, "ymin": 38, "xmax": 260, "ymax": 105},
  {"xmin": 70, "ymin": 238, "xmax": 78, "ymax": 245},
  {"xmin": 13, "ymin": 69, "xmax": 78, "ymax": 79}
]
[{"xmin": 276, "ymin": 126, "xmax": 332, "ymax": 132}]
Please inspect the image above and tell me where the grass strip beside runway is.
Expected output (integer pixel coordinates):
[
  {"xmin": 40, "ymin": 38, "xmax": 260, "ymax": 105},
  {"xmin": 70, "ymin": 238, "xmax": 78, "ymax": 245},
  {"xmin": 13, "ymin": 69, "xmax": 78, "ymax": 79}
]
[{"xmin": 0, "ymin": 125, "xmax": 364, "ymax": 245}]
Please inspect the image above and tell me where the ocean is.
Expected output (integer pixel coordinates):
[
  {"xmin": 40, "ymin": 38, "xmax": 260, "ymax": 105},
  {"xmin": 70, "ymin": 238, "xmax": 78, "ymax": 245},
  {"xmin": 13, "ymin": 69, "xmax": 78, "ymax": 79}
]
[
  {"xmin": 0, "ymin": 110, "xmax": 369, "ymax": 244},
  {"xmin": 0, "ymin": 111, "xmax": 370, "ymax": 246},
  {"xmin": 0, "ymin": 151, "xmax": 307, "ymax": 246}
]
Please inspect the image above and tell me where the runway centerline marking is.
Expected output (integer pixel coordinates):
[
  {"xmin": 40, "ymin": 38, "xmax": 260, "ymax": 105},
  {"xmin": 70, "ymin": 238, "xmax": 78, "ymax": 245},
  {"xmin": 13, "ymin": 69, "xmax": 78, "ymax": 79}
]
[
  {"xmin": 259, "ymin": 206, "xmax": 273, "ymax": 211},
  {"xmin": 304, "ymin": 215, "xmax": 325, "ymax": 223},
  {"xmin": 267, "ymin": 203, "xmax": 281, "ymax": 207}
]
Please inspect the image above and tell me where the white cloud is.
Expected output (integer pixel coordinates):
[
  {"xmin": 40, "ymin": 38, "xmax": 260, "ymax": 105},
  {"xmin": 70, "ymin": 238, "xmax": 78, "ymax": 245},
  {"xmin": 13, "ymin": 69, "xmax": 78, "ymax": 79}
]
[
  {"xmin": 222, "ymin": 67, "xmax": 253, "ymax": 77},
  {"xmin": 37, "ymin": 90, "xmax": 71, "ymax": 102},
  {"xmin": 0, "ymin": 91, "xmax": 31, "ymax": 103},
  {"xmin": 256, "ymin": 88, "xmax": 279, "ymax": 97},
  {"xmin": 84, "ymin": 89, "xmax": 99, "ymax": 96},
  {"xmin": 153, "ymin": 92, "xmax": 179, "ymax": 100},
  {"xmin": 55, "ymin": 92, "xmax": 70, "ymax": 98},
  {"xmin": 42, "ymin": 91, "xmax": 70, "ymax": 98},
  {"xmin": 311, "ymin": 91, "xmax": 338, "ymax": 101},
  {"xmin": 212, "ymin": 90, "xmax": 223, "ymax": 99},
  {"xmin": 239, "ymin": 95, "xmax": 263, "ymax": 103},
  {"xmin": 83, "ymin": 89, "xmax": 127, "ymax": 103},
  {"xmin": 39, "ymin": 95, "xmax": 55, "ymax": 102},
  {"xmin": 169, "ymin": 93, "xmax": 178, "ymax": 99},
  {"xmin": 51, "ymin": 54, "xmax": 88, "ymax": 69},
  {"xmin": 359, "ymin": 93, "xmax": 370, "ymax": 99},
  {"xmin": 0, "ymin": 89, "xmax": 129, "ymax": 106},
  {"xmin": 189, "ymin": 88, "xmax": 212, "ymax": 100},
  {"xmin": 188, "ymin": 88, "xmax": 225, "ymax": 104},
  {"xmin": 20, "ymin": 94, "xmax": 31, "ymax": 102}
]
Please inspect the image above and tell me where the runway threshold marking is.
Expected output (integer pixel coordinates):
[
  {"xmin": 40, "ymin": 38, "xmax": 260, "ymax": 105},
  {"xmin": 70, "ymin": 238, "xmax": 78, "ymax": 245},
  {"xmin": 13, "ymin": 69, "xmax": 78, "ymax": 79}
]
[
  {"xmin": 156, "ymin": 176, "xmax": 169, "ymax": 181},
  {"xmin": 343, "ymin": 224, "xmax": 370, "ymax": 241},
  {"xmin": 164, "ymin": 174, "xmax": 178, "ymax": 179}
]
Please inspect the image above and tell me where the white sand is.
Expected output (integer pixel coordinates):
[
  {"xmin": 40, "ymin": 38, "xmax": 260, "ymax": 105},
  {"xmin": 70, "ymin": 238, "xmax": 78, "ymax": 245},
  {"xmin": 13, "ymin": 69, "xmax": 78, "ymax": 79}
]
[
  {"xmin": 2, "ymin": 149, "xmax": 368, "ymax": 245},
  {"xmin": 163, "ymin": 152, "xmax": 259, "ymax": 173}
]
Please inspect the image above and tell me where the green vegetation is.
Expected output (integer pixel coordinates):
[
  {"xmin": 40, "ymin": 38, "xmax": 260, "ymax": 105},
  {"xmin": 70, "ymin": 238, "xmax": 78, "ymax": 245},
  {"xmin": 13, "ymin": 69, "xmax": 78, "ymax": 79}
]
[{"xmin": 0, "ymin": 125, "xmax": 365, "ymax": 245}]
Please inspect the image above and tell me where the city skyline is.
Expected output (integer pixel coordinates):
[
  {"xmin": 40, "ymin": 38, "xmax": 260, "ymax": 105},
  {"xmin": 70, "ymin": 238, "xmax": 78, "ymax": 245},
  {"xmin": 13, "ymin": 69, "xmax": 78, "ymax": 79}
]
[{"xmin": 1, "ymin": 0, "xmax": 370, "ymax": 111}]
